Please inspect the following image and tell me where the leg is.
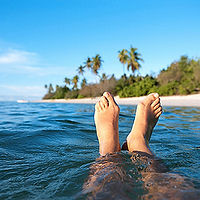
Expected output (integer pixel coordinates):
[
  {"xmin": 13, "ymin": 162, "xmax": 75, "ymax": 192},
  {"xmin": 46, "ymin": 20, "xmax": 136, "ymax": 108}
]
[
  {"xmin": 83, "ymin": 94, "xmax": 130, "ymax": 198},
  {"xmin": 94, "ymin": 92, "xmax": 120, "ymax": 156},
  {"xmin": 122, "ymin": 93, "xmax": 162, "ymax": 155}
]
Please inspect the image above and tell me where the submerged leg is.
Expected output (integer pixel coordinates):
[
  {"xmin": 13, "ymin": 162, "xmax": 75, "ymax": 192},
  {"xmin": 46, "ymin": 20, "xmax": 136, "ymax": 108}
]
[
  {"xmin": 94, "ymin": 92, "xmax": 120, "ymax": 156},
  {"xmin": 122, "ymin": 93, "xmax": 162, "ymax": 155}
]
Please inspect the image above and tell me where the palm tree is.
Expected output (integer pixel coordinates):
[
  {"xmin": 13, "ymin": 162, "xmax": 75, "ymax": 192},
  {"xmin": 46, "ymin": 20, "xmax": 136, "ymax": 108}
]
[
  {"xmin": 91, "ymin": 54, "xmax": 103, "ymax": 76},
  {"xmin": 72, "ymin": 75, "xmax": 79, "ymax": 89},
  {"xmin": 77, "ymin": 65, "xmax": 85, "ymax": 76},
  {"xmin": 127, "ymin": 46, "xmax": 143, "ymax": 74},
  {"xmin": 84, "ymin": 57, "xmax": 92, "ymax": 70},
  {"xmin": 56, "ymin": 85, "xmax": 59, "ymax": 91},
  {"xmin": 48, "ymin": 83, "xmax": 54, "ymax": 94},
  {"xmin": 118, "ymin": 49, "xmax": 128, "ymax": 74},
  {"xmin": 100, "ymin": 73, "xmax": 108, "ymax": 82},
  {"xmin": 81, "ymin": 78, "xmax": 87, "ymax": 88},
  {"xmin": 64, "ymin": 77, "xmax": 71, "ymax": 87}
]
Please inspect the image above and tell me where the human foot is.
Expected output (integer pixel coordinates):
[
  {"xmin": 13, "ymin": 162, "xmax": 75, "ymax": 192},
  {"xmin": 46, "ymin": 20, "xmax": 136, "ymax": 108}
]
[
  {"xmin": 94, "ymin": 92, "xmax": 120, "ymax": 156},
  {"xmin": 123, "ymin": 93, "xmax": 162, "ymax": 155}
]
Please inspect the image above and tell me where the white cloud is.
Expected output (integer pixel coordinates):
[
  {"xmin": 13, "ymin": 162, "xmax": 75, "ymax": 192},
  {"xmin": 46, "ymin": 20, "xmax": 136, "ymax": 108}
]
[
  {"xmin": 0, "ymin": 48, "xmax": 74, "ymax": 77},
  {"xmin": 0, "ymin": 47, "xmax": 75, "ymax": 100},
  {"xmin": 0, "ymin": 48, "xmax": 42, "ymax": 75},
  {"xmin": 0, "ymin": 85, "xmax": 46, "ymax": 99},
  {"xmin": 0, "ymin": 49, "xmax": 36, "ymax": 64}
]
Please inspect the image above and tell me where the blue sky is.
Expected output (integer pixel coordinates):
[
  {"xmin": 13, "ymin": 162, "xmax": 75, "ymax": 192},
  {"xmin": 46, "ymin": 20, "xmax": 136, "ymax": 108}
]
[{"xmin": 0, "ymin": 0, "xmax": 200, "ymax": 100}]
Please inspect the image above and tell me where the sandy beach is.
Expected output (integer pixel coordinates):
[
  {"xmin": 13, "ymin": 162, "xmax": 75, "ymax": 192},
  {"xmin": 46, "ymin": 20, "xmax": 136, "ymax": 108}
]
[{"xmin": 31, "ymin": 94, "xmax": 200, "ymax": 107}]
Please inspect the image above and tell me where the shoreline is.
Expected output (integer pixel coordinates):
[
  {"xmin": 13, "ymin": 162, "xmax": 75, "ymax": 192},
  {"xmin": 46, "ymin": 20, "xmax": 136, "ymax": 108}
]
[{"xmin": 30, "ymin": 93, "xmax": 200, "ymax": 107}]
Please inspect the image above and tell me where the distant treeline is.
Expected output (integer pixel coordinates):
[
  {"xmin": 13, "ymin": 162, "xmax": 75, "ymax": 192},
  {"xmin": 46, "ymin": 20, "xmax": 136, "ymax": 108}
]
[{"xmin": 43, "ymin": 47, "xmax": 200, "ymax": 99}]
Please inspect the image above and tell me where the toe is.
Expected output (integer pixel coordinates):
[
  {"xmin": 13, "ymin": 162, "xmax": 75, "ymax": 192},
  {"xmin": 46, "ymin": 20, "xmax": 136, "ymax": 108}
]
[
  {"xmin": 155, "ymin": 111, "xmax": 162, "ymax": 118},
  {"xmin": 154, "ymin": 106, "xmax": 162, "ymax": 115},
  {"xmin": 153, "ymin": 93, "xmax": 159, "ymax": 98},
  {"xmin": 95, "ymin": 102, "xmax": 101, "ymax": 112},
  {"xmin": 143, "ymin": 93, "xmax": 158, "ymax": 106},
  {"xmin": 100, "ymin": 101, "xmax": 106, "ymax": 110},
  {"xmin": 97, "ymin": 101, "xmax": 103, "ymax": 111},
  {"xmin": 103, "ymin": 92, "xmax": 116, "ymax": 106},
  {"xmin": 153, "ymin": 103, "xmax": 161, "ymax": 110},
  {"xmin": 151, "ymin": 98, "xmax": 160, "ymax": 108},
  {"xmin": 100, "ymin": 96, "xmax": 109, "ymax": 108}
]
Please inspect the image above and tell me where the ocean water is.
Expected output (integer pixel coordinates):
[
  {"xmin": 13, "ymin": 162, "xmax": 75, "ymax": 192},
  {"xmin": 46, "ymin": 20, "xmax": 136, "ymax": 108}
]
[{"xmin": 0, "ymin": 102, "xmax": 200, "ymax": 199}]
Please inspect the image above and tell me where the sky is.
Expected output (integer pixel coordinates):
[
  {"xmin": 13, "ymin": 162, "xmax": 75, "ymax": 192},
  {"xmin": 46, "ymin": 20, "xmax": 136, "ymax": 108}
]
[{"xmin": 0, "ymin": 0, "xmax": 200, "ymax": 100}]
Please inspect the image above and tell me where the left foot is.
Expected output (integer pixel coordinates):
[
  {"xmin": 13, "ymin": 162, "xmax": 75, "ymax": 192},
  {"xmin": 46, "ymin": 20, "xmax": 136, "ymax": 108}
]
[{"xmin": 94, "ymin": 92, "xmax": 120, "ymax": 156}]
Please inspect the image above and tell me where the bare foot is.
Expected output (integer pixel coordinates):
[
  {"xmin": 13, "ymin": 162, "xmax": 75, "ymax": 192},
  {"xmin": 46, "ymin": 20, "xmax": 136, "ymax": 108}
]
[
  {"xmin": 124, "ymin": 93, "xmax": 162, "ymax": 155},
  {"xmin": 94, "ymin": 92, "xmax": 120, "ymax": 156}
]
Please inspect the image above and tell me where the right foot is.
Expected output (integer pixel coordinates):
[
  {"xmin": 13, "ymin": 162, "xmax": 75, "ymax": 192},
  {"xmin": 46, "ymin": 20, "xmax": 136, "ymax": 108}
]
[
  {"xmin": 94, "ymin": 92, "xmax": 120, "ymax": 156},
  {"xmin": 124, "ymin": 93, "xmax": 162, "ymax": 155}
]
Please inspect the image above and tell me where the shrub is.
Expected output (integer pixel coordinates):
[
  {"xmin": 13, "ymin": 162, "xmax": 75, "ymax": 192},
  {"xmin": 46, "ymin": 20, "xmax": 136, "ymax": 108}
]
[
  {"xmin": 52, "ymin": 86, "xmax": 69, "ymax": 99},
  {"xmin": 43, "ymin": 93, "xmax": 55, "ymax": 99},
  {"xmin": 77, "ymin": 94, "xmax": 85, "ymax": 99},
  {"xmin": 118, "ymin": 76, "xmax": 158, "ymax": 97},
  {"xmin": 65, "ymin": 90, "xmax": 79, "ymax": 99},
  {"xmin": 157, "ymin": 81, "xmax": 179, "ymax": 96}
]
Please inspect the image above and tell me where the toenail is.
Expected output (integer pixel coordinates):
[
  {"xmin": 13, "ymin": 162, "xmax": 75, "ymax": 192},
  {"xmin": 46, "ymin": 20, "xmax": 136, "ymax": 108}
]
[
  {"xmin": 104, "ymin": 92, "xmax": 110, "ymax": 96},
  {"xmin": 153, "ymin": 93, "xmax": 159, "ymax": 98}
]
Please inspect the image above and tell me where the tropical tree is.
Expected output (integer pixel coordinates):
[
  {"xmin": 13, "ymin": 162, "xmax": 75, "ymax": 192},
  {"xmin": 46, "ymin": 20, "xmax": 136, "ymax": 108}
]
[
  {"xmin": 48, "ymin": 83, "xmax": 54, "ymax": 94},
  {"xmin": 81, "ymin": 78, "xmax": 87, "ymax": 88},
  {"xmin": 118, "ymin": 49, "xmax": 128, "ymax": 74},
  {"xmin": 91, "ymin": 54, "xmax": 103, "ymax": 76},
  {"xmin": 64, "ymin": 77, "xmax": 71, "ymax": 87},
  {"xmin": 100, "ymin": 73, "xmax": 108, "ymax": 82},
  {"xmin": 72, "ymin": 75, "xmax": 79, "ymax": 89},
  {"xmin": 77, "ymin": 65, "xmax": 85, "ymax": 76},
  {"xmin": 84, "ymin": 57, "xmax": 92, "ymax": 70},
  {"xmin": 127, "ymin": 46, "xmax": 143, "ymax": 74},
  {"xmin": 56, "ymin": 85, "xmax": 59, "ymax": 90}
]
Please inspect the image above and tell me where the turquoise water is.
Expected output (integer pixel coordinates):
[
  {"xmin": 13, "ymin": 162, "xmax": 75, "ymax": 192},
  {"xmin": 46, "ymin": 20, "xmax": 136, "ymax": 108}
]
[{"xmin": 0, "ymin": 102, "xmax": 200, "ymax": 199}]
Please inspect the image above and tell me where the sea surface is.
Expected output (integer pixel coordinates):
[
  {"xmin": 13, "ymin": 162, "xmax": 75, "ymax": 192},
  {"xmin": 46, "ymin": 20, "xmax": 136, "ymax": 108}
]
[{"xmin": 0, "ymin": 102, "xmax": 200, "ymax": 199}]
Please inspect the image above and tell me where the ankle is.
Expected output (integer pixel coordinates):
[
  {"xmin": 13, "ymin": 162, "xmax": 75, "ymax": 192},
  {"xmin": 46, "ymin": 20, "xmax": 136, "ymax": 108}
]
[
  {"xmin": 127, "ymin": 135, "xmax": 148, "ymax": 152},
  {"xmin": 128, "ymin": 134, "xmax": 145, "ymax": 146},
  {"xmin": 100, "ymin": 142, "xmax": 120, "ymax": 155}
]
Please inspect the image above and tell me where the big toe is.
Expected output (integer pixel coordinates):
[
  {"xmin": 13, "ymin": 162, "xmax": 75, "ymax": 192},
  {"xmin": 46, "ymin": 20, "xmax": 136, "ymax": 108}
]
[
  {"xmin": 103, "ymin": 92, "xmax": 117, "ymax": 106},
  {"xmin": 143, "ymin": 93, "xmax": 159, "ymax": 106}
]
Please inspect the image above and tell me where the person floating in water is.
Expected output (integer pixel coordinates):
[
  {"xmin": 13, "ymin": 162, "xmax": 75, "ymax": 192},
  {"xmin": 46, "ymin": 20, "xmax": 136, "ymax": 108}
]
[
  {"xmin": 94, "ymin": 92, "xmax": 162, "ymax": 156},
  {"xmin": 83, "ymin": 92, "xmax": 199, "ymax": 199}
]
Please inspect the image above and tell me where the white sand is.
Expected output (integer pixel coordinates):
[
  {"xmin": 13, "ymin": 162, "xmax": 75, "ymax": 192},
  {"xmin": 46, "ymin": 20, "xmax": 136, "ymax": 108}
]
[{"xmin": 31, "ymin": 94, "xmax": 200, "ymax": 107}]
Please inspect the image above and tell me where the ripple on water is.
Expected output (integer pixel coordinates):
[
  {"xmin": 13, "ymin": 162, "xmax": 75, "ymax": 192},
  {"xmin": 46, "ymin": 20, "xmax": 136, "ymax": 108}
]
[{"xmin": 0, "ymin": 102, "xmax": 200, "ymax": 199}]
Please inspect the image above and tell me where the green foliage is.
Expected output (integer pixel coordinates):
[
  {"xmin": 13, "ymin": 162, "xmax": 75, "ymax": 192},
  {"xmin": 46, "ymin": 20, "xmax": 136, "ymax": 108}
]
[
  {"xmin": 64, "ymin": 77, "xmax": 71, "ymax": 86},
  {"xmin": 47, "ymin": 83, "xmax": 54, "ymax": 94},
  {"xmin": 118, "ymin": 46, "xmax": 143, "ymax": 74},
  {"xmin": 65, "ymin": 90, "xmax": 79, "ymax": 99},
  {"xmin": 51, "ymin": 86, "xmax": 69, "ymax": 99},
  {"xmin": 72, "ymin": 75, "xmax": 79, "ymax": 89},
  {"xmin": 77, "ymin": 94, "xmax": 85, "ymax": 99},
  {"xmin": 80, "ymin": 55, "xmax": 103, "ymax": 78},
  {"xmin": 118, "ymin": 76, "xmax": 158, "ymax": 97},
  {"xmin": 81, "ymin": 78, "xmax": 87, "ymax": 88},
  {"xmin": 43, "ymin": 92, "xmax": 55, "ymax": 99},
  {"xmin": 157, "ymin": 81, "xmax": 179, "ymax": 96},
  {"xmin": 43, "ymin": 55, "xmax": 200, "ymax": 99},
  {"xmin": 43, "ymin": 83, "xmax": 55, "ymax": 99},
  {"xmin": 157, "ymin": 56, "xmax": 200, "ymax": 95},
  {"xmin": 115, "ymin": 74, "xmax": 139, "ymax": 93}
]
